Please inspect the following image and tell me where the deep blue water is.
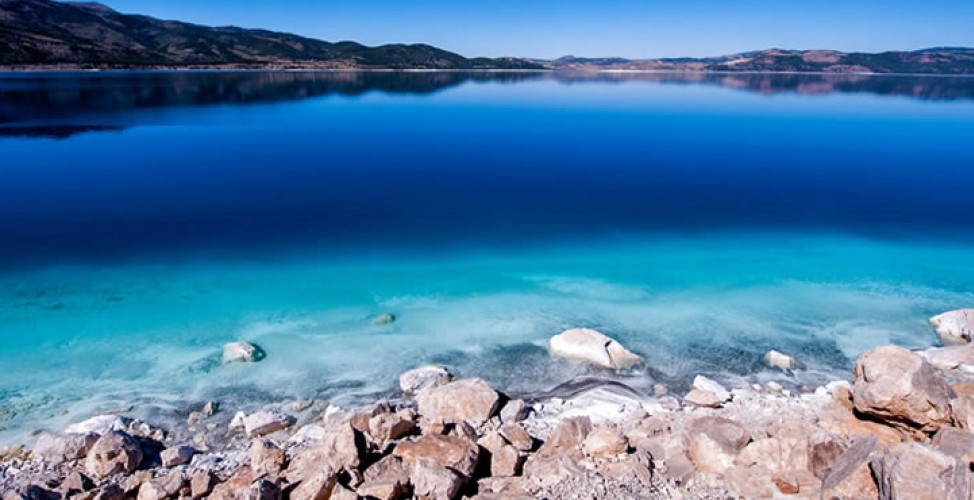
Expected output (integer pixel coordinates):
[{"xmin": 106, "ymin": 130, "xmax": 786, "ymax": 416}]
[{"xmin": 1, "ymin": 71, "xmax": 973, "ymax": 442}]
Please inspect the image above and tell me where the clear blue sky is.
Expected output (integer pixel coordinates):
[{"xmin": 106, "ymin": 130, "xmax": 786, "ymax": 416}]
[{"xmin": 98, "ymin": 0, "xmax": 974, "ymax": 59}]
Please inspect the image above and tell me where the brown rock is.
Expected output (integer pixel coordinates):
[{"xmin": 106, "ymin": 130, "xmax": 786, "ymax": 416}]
[
  {"xmin": 535, "ymin": 416, "xmax": 592, "ymax": 458},
  {"xmin": 84, "ymin": 431, "xmax": 143, "ymax": 479},
  {"xmin": 687, "ymin": 432, "xmax": 737, "ymax": 474},
  {"xmin": 356, "ymin": 480, "xmax": 404, "ymax": 500},
  {"xmin": 479, "ymin": 432, "xmax": 523, "ymax": 477},
  {"xmin": 689, "ymin": 416, "xmax": 750, "ymax": 451},
  {"xmin": 247, "ymin": 479, "xmax": 282, "ymax": 500},
  {"xmin": 289, "ymin": 423, "xmax": 363, "ymax": 483},
  {"xmin": 872, "ymin": 442, "xmax": 969, "ymax": 500},
  {"xmin": 411, "ymin": 457, "xmax": 464, "ymax": 500},
  {"xmin": 809, "ymin": 437, "xmax": 847, "ymax": 480},
  {"xmin": 122, "ymin": 470, "xmax": 154, "ymax": 495},
  {"xmin": 633, "ymin": 434, "xmax": 694, "ymax": 484},
  {"xmin": 522, "ymin": 453, "xmax": 584, "ymax": 491},
  {"xmin": 499, "ymin": 399, "xmax": 528, "ymax": 424},
  {"xmin": 819, "ymin": 400, "xmax": 905, "ymax": 444},
  {"xmin": 392, "ymin": 434, "xmax": 480, "ymax": 478},
  {"xmin": 190, "ymin": 471, "xmax": 218, "ymax": 498},
  {"xmin": 498, "ymin": 424, "xmax": 533, "ymax": 452},
  {"xmin": 209, "ymin": 467, "xmax": 254, "ymax": 500},
  {"xmin": 820, "ymin": 437, "xmax": 880, "ymax": 500},
  {"xmin": 683, "ymin": 388, "xmax": 723, "ymax": 408},
  {"xmin": 950, "ymin": 394, "xmax": 974, "ymax": 428},
  {"xmin": 242, "ymin": 411, "xmax": 292, "ymax": 438},
  {"xmin": 852, "ymin": 345, "xmax": 955, "ymax": 432},
  {"xmin": 137, "ymin": 473, "xmax": 185, "ymax": 500},
  {"xmin": 725, "ymin": 465, "xmax": 778, "ymax": 498},
  {"xmin": 581, "ymin": 426, "xmax": 628, "ymax": 458},
  {"xmin": 249, "ymin": 439, "xmax": 285, "ymax": 477},
  {"xmin": 91, "ymin": 485, "xmax": 126, "ymax": 500},
  {"xmin": 60, "ymin": 471, "xmax": 95, "ymax": 495},
  {"xmin": 772, "ymin": 473, "xmax": 800, "ymax": 495},
  {"xmin": 600, "ymin": 452, "xmax": 654, "ymax": 489},
  {"xmin": 364, "ymin": 455, "xmax": 411, "ymax": 485},
  {"xmin": 368, "ymin": 412, "xmax": 415, "ymax": 442},
  {"xmin": 932, "ymin": 427, "xmax": 974, "ymax": 466},
  {"xmin": 416, "ymin": 378, "xmax": 500, "ymax": 425},
  {"xmin": 289, "ymin": 469, "xmax": 338, "ymax": 500}
]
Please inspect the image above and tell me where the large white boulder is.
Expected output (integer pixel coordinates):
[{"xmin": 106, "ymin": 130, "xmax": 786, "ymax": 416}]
[
  {"xmin": 931, "ymin": 309, "xmax": 974, "ymax": 346},
  {"xmin": 548, "ymin": 328, "xmax": 641, "ymax": 369},
  {"xmin": 222, "ymin": 341, "xmax": 265, "ymax": 364},
  {"xmin": 399, "ymin": 365, "xmax": 452, "ymax": 395}
]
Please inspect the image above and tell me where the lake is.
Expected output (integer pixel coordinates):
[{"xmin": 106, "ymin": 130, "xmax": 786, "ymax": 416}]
[{"xmin": 1, "ymin": 71, "xmax": 973, "ymax": 443}]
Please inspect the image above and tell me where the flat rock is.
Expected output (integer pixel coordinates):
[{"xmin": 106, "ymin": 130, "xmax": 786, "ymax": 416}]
[
  {"xmin": 289, "ymin": 469, "xmax": 338, "ymax": 500},
  {"xmin": 548, "ymin": 328, "xmax": 641, "ymax": 369},
  {"xmin": 33, "ymin": 432, "xmax": 98, "ymax": 464},
  {"xmin": 853, "ymin": 345, "xmax": 955, "ymax": 432},
  {"xmin": 918, "ymin": 344, "xmax": 974, "ymax": 374},
  {"xmin": 931, "ymin": 309, "xmax": 974, "ymax": 345},
  {"xmin": 159, "ymin": 444, "xmax": 194, "ymax": 468},
  {"xmin": 64, "ymin": 415, "xmax": 127, "ymax": 436},
  {"xmin": 416, "ymin": 378, "xmax": 500, "ymax": 425},
  {"xmin": 683, "ymin": 388, "xmax": 723, "ymax": 408},
  {"xmin": 84, "ymin": 431, "xmax": 143, "ymax": 479},
  {"xmin": 222, "ymin": 340, "xmax": 265, "ymax": 364},
  {"xmin": 242, "ymin": 411, "xmax": 292, "ymax": 438}
]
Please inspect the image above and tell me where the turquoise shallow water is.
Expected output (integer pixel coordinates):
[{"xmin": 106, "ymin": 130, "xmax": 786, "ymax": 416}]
[
  {"xmin": 1, "ymin": 233, "xmax": 973, "ymax": 442},
  {"xmin": 1, "ymin": 71, "xmax": 974, "ymax": 443}
]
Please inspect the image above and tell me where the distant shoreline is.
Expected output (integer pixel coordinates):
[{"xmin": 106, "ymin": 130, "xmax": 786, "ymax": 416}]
[{"xmin": 3, "ymin": 66, "xmax": 974, "ymax": 78}]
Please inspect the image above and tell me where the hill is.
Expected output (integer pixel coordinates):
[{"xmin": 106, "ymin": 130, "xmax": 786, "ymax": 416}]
[
  {"xmin": 537, "ymin": 48, "xmax": 974, "ymax": 74},
  {"xmin": 0, "ymin": 0, "xmax": 542, "ymax": 69}
]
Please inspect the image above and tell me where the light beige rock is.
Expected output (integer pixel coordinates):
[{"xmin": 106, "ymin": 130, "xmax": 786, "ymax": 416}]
[
  {"xmin": 683, "ymin": 389, "xmax": 723, "ymax": 408},
  {"xmin": 60, "ymin": 471, "xmax": 95, "ymax": 495},
  {"xmin": 411, "ymin": 457, "xmax": 464, "ymax": 500},
  {"xmin": 852, "ymin": 345, "xmax": 955, "ymax": 432},
  {"xmin": 820, "ymin": 437, "xmax": 879, "ymax": 500},
  {"xmin": 415, "ymin": 378, "xmax": 500, "ymax": 425},
  {"xmin": 764, "ymin": 350, "xmax": 796, "ymax": 370},
  {"xmin": 933, "ymin": 427, "xmax": 974, "ymax": 465},
  {"xmin": 84, "ymin": 431, "xmax": 143, "ymax": 479},
  {"xmin": 242, "ymin": 411, "xmax": 292, "ymax": 438},
  {"xmin": 372, "ymin": 313, "xmax": 396, "ymax": 325},
  {"xmin": 522, "ymin": 454, "xmax": 584, "ymax": 491},
  {"xmin": 931, "ymin": 309, "xmax": 974, "ymax": 345},
  {"xmin": 479, "ymin": 432, "xmax": 523, "ymax": 477},
  {"xmin": 159, "ymin": 444, "xmax": 193, "ymax": 468},
  {"xmin": 548, "ymin": 328, "xmax": 641, "ymax": 369},
  {"xmin": 499, "ymin": 399, "xmax": 528, "ymax": 424},
  {"xmin": 399, "ymin": 365, "xmax": 451, "ymax": 395},
  {"xmin": 691, "ymin": 375, "xmax": 730, "ymax": 401},
  {"xmin": 222, "ymin": 340, "xmax": 265, "ymax": 363},
  {"xmin": 919, "ymin": 344, "xmax": 974, "ymax": 374},
  {"xmin": 872, "ymin": 442, "xmax": 969, "ymax": 500},
  {"xmin": 687, "ymin": 432, "xmax": 737, "ymax": 474},
  {"xmin": 951, "ymin": 395, "xmax": 974, "ymax": 428},
  {"xmin": 581, "ymin": 426, "xmax": 628, "ymax": 458},
  {"xmin": 393, "ymin": 434, "xmax": 480, "ymax": 478},
  {"xmin": 33, "ymin": 432, "xmax": 98, "ymax": 464},
  {"xmin": 289, "ymin": 423, "xmax": 363, "ymax": 484},
  {"xmin": 356, "ymin": 479, "xmax": 404, "ymax": 500}
]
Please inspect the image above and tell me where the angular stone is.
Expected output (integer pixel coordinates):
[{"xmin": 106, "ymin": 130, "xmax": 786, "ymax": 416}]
[
  {"xmin": 364, "ymin": 455, "xmax": 411, "ymax": 485},
  {"xmin": 523, "ymin": 454, "xmax": 584, "ymax": 491},
  {"xmin": 60, "ymin": 471, "xmax": 95, "ymax": 495},
  {"xmin": 84, "ymin": 431, "xmax": 143, "ymax": 479},
  {"xmin": 34, "ymin": 432, "xmax": 98, "ymax": 464},
  {"xmin": 498, "ymin": 424, "xmax": 534, "ymax": 452},
  {"xmin": 416, "ymin": 378, "xmax": 500, "ymax": 425},
  {"xmin": 548, "ymin": 328, "xmax": 641, "ymax": 369},
  {"xmin": 809, "ymin": 437, "xmax": 847, "ymax": 480},
  {"xmin": 368, "ymin": 412, "xmax": 415, "ymax": 441},
  {"xmin": 243, "ymin": 411, "xmax": 292, "ymax": 438},
  {"xmin": 581, "ymin": 426, "xmax": 628, "ymax": 458},
  {"xmin": 872, "ymin": 442, "xmax": 970, "ymax": 500},
  {"xmin": 289, "ymin": 424, "xmax": 364, "ymax": 484},
  {"xmin": 399, "ymin": 366, "xmax": 452, "ymax": 395},
  {"xmin": 411, "ymin": 457, "xmax": 464, "ymax": 500},
  {"xmin": 137, "ymin": 473, "xmax": 185, "ymax": 500},
  {"xmin": 684, "ymin": 389, "xmax": 723, "ymax": 408},
  {"xmin": 190, "ymin": 471, "xmax": 218, "ymax": 498},
  {"xmin": 290, "ymin": 469, "xmax": 338, "ymax": 500},
  {"xmin": 687, "ymin": 432, "xmax": 736, "ymax": 474},
  {"xmin": 691, "ymin": 375, "xmax": 731, "ymax": 402},
  {"xmin": 479, "ymin": 432, "xmax": 523, "ymax": 477},
  {"xmin": 932, "ymin": 427, "xmax": 974, "ymax": 465},
  {"xmin": 159, "ymin": 444, "xmax": 194, "ymax": 468},
  {"xmin": 64, "ymin": 415, "xmax": 127, "ymax": 435},
  {"xmin": 222, "ymin": 340, "xmax": 265, "ymax": 363},
  {"xmin": 392, "ymin": 434, "xmax": 480, "ymax": 478},
  {"xmin": 535, "ymin": 416, "xmax": 592, "ymax": 459},
  {"xmin": 499, "ymin": 399, "xmax": 528, "ymax": 424},
  {"xmin": 931, "ymin": 309, "xmax": 974, "ymax": 345},
  {"xmin": 821, "ymin": 437, "xmax": 879, "ymax": 500},
  {"xmin": 853, "ymin": 345, "xmax": 954, "ymax": 432},
  {"xmin": 951, "ymin": 395, "xmax": 974, "ymax": 428},
  {"xmin": 249, "ymin": 439, "xmax": 285, "ymax": 477},
  {"xmin": 689, "ymin": 416, "xmax": 750, "ymax": 451},
  {"xmin": 356, "ymin": 480, "xmax": 404, "ymax": 500}
]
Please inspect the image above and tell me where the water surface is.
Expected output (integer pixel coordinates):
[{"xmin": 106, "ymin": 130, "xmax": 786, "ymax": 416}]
[{"xmin": 1, "ymin": 71, "xmax": 973, "ymax": 443}]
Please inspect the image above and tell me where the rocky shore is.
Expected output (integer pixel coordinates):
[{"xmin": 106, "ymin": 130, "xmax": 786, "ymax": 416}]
[{"xmin": 3, "ymin": 309, "xmax": 974, "ymax": 499}]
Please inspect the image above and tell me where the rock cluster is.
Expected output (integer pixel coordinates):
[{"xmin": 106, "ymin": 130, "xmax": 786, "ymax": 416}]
[{"xmin": 6, "ymin": 320, "xmax": 974, "ymax": 499}]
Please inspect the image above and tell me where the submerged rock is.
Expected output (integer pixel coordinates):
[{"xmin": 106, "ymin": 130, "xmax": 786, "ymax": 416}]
[
  {"xmin": 399, "ymin": 365, "xmax": 452, "ymax": 395},
  {"xmin": 930, "ymin": 309, "xmax": 974, "ymax": 346},
  {"xmin": 548, "ymin": 328, "xmax": 641, "ymax": 369},
  {"xmin": 371, "ymin": 313, "xmax": 396, "ymax": 325},
  {"xmin": 242, "ymin": 411, "xmax": 292, "ymax": 438},
  {"xmin": 222, "ymin": 340, "xmax": 265, "ymax": 364},
  {"xmin": 763, "ymin": 350, "xmax": 795, "ymax": 371},
  {"xmin": 853, "ymin": 345, "xmax": 954, "ymax": 432}
]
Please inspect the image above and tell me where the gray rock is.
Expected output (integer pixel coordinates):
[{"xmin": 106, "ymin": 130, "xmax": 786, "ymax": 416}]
[
  {"xmin": 159, "ymin": 444, "xmax": 194, "ymax": 467},
  {"xmin": 222, "ymin": 340, "xmax": 265, "ymax": 364}
]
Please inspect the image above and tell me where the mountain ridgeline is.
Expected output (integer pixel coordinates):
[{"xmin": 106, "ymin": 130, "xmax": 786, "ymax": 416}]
[
  {"xmin": 0, "ymin": 0, "xmax": 541, "ymax": 69},
  {"xmin": 540, "ymin": 48, "xmax": 974, "ymax": 74}
]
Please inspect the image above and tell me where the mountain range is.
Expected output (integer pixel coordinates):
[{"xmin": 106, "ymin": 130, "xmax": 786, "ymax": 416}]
[{"xmin": 1, "ymin": 0, "xmax": 973, "ymax": 74}]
